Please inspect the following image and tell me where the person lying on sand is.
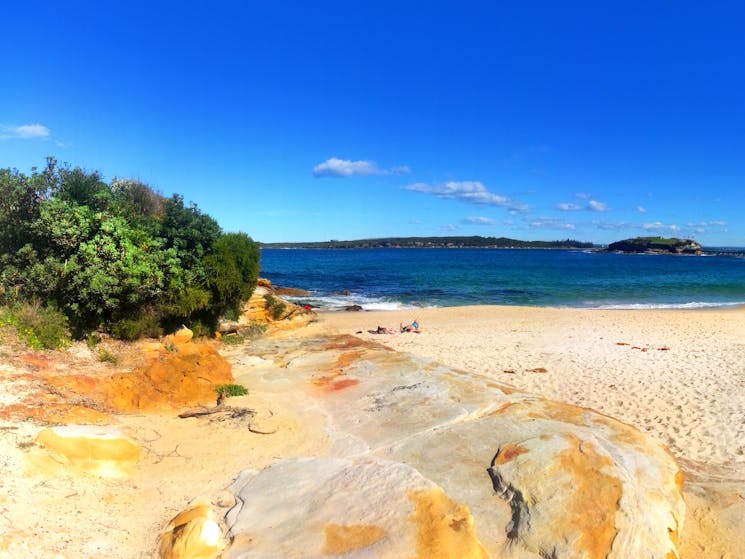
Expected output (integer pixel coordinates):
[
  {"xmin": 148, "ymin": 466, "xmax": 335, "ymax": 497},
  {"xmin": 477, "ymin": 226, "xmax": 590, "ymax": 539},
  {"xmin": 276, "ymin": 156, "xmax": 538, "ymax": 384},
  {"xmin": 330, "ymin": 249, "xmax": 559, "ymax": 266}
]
[{"xmin": 400, "ymin": 320, "xmax": 420, "ymax": 333}]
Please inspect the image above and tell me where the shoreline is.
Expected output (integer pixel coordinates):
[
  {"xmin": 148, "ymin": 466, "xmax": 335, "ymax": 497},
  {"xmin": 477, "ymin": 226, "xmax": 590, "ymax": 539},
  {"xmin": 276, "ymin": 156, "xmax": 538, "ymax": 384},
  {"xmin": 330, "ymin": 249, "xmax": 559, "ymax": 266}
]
[{"xmin": 318, "ymin": 304, "xmax": 745, "ymax": 468}]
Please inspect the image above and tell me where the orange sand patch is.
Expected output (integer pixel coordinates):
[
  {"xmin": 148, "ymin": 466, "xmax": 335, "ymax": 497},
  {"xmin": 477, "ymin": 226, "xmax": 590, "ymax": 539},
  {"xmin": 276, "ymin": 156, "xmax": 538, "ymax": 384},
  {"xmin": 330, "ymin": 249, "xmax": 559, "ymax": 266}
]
[
  {"xmin": 322, "ymin": 524, "xmax": 387, "ymax": 555},
  {"xmin": 494, "ymin": 444, "xmax": 528, "ymax": 465},
  {"xmin": 333, "ymin": 349, "xmax": 364, "ymax": 370},
  {"xmin": 408, "ymin": 488, "xmax": 489, "ymax": 559},
  {"xmin": 555, "ymin": 435, "xmax": 623, "ymax": 559}
]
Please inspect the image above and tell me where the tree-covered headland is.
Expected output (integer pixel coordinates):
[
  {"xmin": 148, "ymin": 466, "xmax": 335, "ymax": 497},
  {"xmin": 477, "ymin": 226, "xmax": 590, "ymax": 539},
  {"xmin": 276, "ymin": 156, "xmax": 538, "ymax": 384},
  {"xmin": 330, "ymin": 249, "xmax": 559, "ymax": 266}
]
[{"xmin": 0, "ymin": 158, "xmax": 260, "ymax": 345}]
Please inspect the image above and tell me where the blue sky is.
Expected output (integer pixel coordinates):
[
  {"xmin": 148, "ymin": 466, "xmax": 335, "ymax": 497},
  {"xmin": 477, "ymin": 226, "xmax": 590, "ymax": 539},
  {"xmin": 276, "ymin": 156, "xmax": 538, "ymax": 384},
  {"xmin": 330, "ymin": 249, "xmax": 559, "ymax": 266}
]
[{"xmin": 2, "ymin": 1, "xmax": 744, "ymax": 246}]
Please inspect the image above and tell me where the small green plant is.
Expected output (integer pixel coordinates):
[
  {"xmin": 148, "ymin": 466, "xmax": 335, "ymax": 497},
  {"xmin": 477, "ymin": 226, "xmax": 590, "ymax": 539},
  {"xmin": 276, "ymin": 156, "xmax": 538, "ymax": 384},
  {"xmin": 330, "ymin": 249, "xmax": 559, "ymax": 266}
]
[
  {"xmin": 221, "ymin": 333, "xmax": 246, "ymax": 345},
  {"xmin": 86, "ymin": 332, "xmax": 100, "ymax": 349},
  {"xmin": 215, "ymin": 383, "xmax": 248, "ymax": 398},
  {"xmin": 98, "ymin": 348, "xmax": 119, "ymax": 364},
  {"xmin": 263, "ymin": 294, "xmax": 286, "ymax": 320}
]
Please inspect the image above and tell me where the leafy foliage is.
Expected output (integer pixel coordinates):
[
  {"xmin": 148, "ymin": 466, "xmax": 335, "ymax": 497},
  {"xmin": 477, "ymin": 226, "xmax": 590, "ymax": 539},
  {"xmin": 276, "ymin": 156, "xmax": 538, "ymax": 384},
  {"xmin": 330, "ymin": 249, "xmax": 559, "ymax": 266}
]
[
  {"xmin": 204, "ymin": 233, "xmax": 260, "ymax": 320},
  {"xmin": 0, "ymin": 159, "xmax": 261, "ymax": 340},
  {"xmin": 215, "ymin": 383, "xmax": 248, "ymax": 398}
]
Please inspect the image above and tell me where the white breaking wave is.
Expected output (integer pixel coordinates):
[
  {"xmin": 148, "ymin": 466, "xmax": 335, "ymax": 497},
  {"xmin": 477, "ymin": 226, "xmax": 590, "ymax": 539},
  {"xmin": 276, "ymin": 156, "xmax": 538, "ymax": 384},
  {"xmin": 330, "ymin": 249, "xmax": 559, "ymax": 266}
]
[
  {"xmin": 282, "ymin": 293, "xmax": 422, "ymax": 311},
  {"xmin": 594, "ymin": 301, "xmax": 745, "ymax": 310}
]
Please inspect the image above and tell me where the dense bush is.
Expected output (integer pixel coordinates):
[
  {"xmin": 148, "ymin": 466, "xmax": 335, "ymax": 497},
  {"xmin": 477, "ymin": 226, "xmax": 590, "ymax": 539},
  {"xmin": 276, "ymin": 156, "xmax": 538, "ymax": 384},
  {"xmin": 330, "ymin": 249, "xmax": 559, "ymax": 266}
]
[
  {"xmin": 204, "ymin": 233, "xmax": 260, "ymax": 319},
  {"xmin": 0, "ymin": 158, "xmax": 261, "ymax": 341}
]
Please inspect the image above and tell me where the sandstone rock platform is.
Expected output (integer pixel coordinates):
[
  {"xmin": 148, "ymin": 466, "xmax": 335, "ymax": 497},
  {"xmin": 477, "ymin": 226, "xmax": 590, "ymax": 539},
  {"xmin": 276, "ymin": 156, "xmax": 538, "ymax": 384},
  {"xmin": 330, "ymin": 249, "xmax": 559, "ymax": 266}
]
[{"xmin": 163, "ymin": 333, "xmax": 686, "ymax": 559}]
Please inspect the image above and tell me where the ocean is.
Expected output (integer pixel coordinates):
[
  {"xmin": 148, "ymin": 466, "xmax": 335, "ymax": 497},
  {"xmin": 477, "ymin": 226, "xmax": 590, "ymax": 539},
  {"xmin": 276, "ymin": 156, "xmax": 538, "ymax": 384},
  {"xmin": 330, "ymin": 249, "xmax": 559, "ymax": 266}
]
[{"xmin": 259, "ymin": 248, "xmax": 745, "ymax": 310}]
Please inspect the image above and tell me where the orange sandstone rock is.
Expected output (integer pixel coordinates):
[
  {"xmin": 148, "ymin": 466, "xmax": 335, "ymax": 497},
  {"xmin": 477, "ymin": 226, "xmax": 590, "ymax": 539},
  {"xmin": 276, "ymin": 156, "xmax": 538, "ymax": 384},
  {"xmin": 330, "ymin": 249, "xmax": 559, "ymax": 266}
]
[{"xmin": 99, "ymin": 340, "xmax": 232, "ymax": 412}]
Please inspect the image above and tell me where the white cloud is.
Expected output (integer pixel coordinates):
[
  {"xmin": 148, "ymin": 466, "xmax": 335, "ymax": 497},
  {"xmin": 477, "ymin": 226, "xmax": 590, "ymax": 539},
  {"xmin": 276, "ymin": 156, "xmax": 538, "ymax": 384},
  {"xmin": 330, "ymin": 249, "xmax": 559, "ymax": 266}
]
[
  {"xmin": 636, "ymin": 205, "xmax": 647, "ymax": 213},
  {"xmin": 587, "ymin": 200, "xmax": 608, "ymax": 212},
  {"xmin": 404, "ymin": 181, "xmax": 528, "ymax": 212},
  {"xmin": 0, "ymin": 123, "xmax": 51, "ymax": 140},
  {"xmin": 464, "ymin": 216, "xmax": 495, "ymax": 225},
  {"xmin": 527, "ymin": 217, "xmax": 576, "ymax": 230},
  {"xmin": 557, "ymin": 202, "xmax": 581, "ymax": 211},
  {"xmin": 687, "ymin": 220, "xmax": 727, "ymax": 227},
  {"xmin": 643, "ymin": 221, "xmax": 680, "ymax": 232},
  {"xmin": 312, "ymin": 157, "xmax": 410, "ymax": 178}
]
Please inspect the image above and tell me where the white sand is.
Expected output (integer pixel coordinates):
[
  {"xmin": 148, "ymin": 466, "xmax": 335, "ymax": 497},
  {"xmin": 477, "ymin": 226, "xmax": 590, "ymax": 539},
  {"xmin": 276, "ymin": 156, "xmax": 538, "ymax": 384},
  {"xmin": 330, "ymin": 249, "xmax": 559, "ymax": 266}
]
[{"xmin": 319, "ymin": 306, "xmax": 745, "ymax": 467}]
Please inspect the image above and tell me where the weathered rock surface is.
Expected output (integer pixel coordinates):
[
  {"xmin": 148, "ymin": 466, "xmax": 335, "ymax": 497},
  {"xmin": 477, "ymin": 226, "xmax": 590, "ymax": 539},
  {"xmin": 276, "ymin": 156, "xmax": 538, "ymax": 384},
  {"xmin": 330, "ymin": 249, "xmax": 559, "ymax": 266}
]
[
  {"xmin": 30, "ymin": 425, "xmax": 139, "ymax": 478},
  {"xmin": 163, "ymin": 334, "xmax": 685, "ymax": 558}
]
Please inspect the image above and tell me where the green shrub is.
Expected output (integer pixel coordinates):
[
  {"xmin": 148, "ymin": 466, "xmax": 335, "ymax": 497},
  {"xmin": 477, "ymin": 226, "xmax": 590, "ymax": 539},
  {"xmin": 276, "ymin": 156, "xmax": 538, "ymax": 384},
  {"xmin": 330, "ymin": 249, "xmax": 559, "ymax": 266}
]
[
  {"xmin": 263, "ymin": 294, "xmax": 286, "ymax": 320},
  {"xmin": 86, "ymin": 332, "xmax": 100, "ymax": 349},
  {"xmin": 203, "ymin": 232, "xmax": 260, "ymax": 318},
  {"xmin": 0, "ymin": 302, "xmax": 70, "ymax": 350},
  {"xmin": 215, "ymin": 383, "xmax": 248, "ymax": 398},
  {"xmin": 109, "ymin": 315, "xmax": 163, "ymax": 341}
]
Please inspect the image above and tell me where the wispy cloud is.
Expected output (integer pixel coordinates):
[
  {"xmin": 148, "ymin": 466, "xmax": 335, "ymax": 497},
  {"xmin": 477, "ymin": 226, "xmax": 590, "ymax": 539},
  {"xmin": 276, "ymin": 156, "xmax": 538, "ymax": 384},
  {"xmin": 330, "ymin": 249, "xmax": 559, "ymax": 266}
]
[
  {"xmin": 0, "ymin": 123, "xmax": 51, "ymax": 140},
  {"xmin": 526, "ymin": 217, "xmax": 576, "ymax": 230},
  {"xmin": 590, "ymin": 219, "xmax": 630, "ymax": 231},
  {"xmin": 684, "ymin": 220, "xmax": 727, "ymax": 235},
  {"xmin": 463, "ymin": 216, "xmax": 496, "ymax": 225},
  {"xmin": 587, "ymin": 200, "xmax": 608, "ymax": 212},
  {"xmin": 559, "ymin": 197, "xmax": 608, "ymax": 212},
  {"xmin": 642, "ymin": 221, "xmax": 680, "ymax": 232},
  {"xmin": 404, "ymin": 181, "xmax": 528, "ymax": 212},
  {"xmin": 687, "ymin": 220, "xmax": 727, "ymax": 227},
  {"xmin": 439, "ymin": 223, "xmax": 460, "ymax": 232},
  {"xmin": 313, "ymin": 157, "xmax": 410, "ymax": 178},
  {"xmin": 636, "ymin": 205, "xmax": 647, "ymax": 213}
]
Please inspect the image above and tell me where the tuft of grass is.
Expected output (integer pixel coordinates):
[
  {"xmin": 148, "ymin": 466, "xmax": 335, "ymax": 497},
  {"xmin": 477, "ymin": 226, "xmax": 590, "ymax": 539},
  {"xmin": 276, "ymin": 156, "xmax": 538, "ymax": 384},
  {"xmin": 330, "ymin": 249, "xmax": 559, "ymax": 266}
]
[
  {"xmin": 215, "ymin": 383, "xmax": 248, "ymax": 398},
  {"xmin": 263, "ymin": 294, "xmax": 286, "ymax": 320},
  {"xmin": 221, "ymin": 333, "xmax": 246, "ymax": 345},
  {"xmin": 98, "ymin": 348, "xmax": 119, "ymax": 364}
]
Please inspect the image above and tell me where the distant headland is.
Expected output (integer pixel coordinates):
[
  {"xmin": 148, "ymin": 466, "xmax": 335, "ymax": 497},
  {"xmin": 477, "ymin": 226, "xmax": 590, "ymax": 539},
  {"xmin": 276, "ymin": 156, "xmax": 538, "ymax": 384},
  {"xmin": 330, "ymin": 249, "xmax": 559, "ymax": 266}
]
[
  {"xmin": 260, "ymin": 236, "xmax": 594, "ymax": 249},
  {"xmin": 605, "ymin": 236, "xmax": 703, "ymax": 255}
]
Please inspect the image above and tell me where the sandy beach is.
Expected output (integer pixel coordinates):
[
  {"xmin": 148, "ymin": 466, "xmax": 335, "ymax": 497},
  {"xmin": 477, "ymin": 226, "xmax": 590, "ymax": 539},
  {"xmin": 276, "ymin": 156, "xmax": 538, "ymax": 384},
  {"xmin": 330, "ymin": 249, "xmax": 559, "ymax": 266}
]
[{"xmin": 319, "ymin": 305, "xmax": 745, "ymax": 467}]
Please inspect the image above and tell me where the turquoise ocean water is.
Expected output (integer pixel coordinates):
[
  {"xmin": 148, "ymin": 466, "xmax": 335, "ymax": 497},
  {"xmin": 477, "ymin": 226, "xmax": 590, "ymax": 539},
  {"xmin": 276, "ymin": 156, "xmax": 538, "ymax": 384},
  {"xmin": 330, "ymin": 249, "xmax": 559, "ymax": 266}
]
[{"xmin": 259, "ymin": 248, "xmax": 745, "ymax": 310}]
